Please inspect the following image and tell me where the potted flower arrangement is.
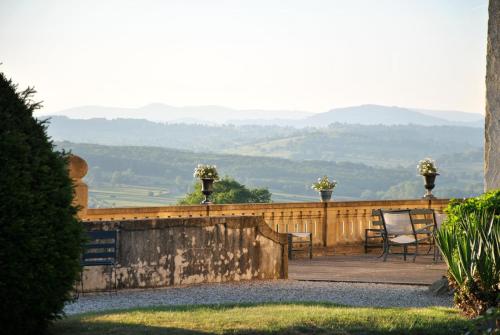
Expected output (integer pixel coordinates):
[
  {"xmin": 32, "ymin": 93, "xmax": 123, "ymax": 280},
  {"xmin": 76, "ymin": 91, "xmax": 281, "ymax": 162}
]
[
  {"xmin": 193, "ymin": 164, "xmax": 219, "ymax": 204},
  {"xmin": 311, "ymin": 176, "xmax": 337, "ymax": 202},
  {"xmin": 417, "ymin": 158, "xmax": 439, "ymax": 199}
]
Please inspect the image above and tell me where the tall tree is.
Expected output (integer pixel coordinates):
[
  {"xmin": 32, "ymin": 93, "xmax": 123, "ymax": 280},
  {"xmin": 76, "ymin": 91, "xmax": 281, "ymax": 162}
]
[{"xmin": 0, "ymin": 72, "xmax": 83, "ymax": 334}]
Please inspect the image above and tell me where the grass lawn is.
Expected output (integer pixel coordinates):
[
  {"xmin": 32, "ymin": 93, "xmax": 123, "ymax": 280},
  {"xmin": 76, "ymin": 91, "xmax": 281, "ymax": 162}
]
[{"xmin": 52, "ymin": 302, "xmax": 470, "ymax": 335}]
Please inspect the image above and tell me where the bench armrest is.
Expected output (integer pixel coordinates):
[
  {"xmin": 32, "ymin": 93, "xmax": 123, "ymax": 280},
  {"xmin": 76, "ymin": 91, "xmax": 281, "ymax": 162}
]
[{"xmin": 415, "ymin": 224, "xmax": 435, "ymax": 234}]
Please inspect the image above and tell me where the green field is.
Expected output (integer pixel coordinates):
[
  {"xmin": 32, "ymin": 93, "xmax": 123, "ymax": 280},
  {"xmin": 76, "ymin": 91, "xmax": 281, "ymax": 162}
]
[
  {"xmin": 89, "ymin": 185, "xmax": 183, "ymax": 208},
  {"xmin": 53, "ymin": 303, "xmax": 469, "ymax": 335}
]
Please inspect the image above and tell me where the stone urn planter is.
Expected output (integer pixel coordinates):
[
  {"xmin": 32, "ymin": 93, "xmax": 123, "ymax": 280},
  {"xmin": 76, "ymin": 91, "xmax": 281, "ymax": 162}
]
[
  {"xmin": 319, "ymin": 189, "xmax": 333, "ymax": 202},
  {"xmin": 201, "ymin": 178, "xmax": 214, "ymax": 204},
  {"xmin": 194, "ymin": 164, "xmax": 219, "ymax": 204},
  {"xmin": 312, "ymin": 176, "xmax": 337, "ymax": 202},
  {"xmin": 422, "ymin": 173, "xmax": 439, "ymax": 199}
]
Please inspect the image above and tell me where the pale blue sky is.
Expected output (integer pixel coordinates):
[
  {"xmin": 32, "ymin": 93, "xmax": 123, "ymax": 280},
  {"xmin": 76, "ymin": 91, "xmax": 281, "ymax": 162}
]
[{"xmin": 0, "ymin": 0, "xmax": 489, "ymax": 115}]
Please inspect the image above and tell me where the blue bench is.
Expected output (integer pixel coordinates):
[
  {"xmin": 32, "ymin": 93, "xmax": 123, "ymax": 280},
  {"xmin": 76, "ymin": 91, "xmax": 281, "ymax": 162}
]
[{"xmin": 80, "ymin": 230, "xmax": 118, "ymax": 293}]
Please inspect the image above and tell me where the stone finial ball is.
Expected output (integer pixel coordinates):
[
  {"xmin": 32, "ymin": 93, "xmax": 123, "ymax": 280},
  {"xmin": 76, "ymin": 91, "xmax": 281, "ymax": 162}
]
[{"xmin": 68, "ymin": 155, "xmax": 88, "ymax": 179}]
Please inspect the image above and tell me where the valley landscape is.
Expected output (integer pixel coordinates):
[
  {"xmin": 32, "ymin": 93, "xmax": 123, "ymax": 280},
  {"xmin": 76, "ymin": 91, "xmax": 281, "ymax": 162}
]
[
  {"xmin": 44, "ymin": 104, "xmax": 484, "ymax": 207},
  {"xmin": 3, "ymin": 1, "xmax": 495, "ymax": 332}
]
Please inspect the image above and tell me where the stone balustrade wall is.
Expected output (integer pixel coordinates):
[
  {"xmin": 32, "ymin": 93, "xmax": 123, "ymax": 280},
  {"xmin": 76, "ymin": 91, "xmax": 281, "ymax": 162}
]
[{"xmin": 81, "ymin": 199, "xmax": 448, "ymax": 253}]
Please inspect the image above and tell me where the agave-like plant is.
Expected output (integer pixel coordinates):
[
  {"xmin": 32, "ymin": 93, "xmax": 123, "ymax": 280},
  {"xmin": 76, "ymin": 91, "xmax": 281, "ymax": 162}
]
[{"xmin": 435, "ymin": 209, "xmax": 500, "ymax": 318}]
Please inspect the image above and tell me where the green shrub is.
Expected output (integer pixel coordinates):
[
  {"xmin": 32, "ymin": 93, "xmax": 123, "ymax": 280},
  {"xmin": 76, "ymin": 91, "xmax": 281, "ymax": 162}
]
[
  {"xmin": 179, "ymin": 176, "xmax": 271, "ymax": 204},
  {"xmin": 436, "ymin": 196, "xmax": 500, "ymax": 318},
  {"xmin": 0, "ymin": 73, "xmax": 84, "ymax": 334},
  {"xmin": 444, "ymin": 190, "xmax": 500, "ymax": 228}
]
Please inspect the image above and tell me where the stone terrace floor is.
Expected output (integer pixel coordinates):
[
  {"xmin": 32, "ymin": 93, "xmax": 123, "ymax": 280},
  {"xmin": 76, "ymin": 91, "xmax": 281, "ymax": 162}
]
[{"xmin": 289, "ymin": 253, "xmax": 447, "ymax": 285}]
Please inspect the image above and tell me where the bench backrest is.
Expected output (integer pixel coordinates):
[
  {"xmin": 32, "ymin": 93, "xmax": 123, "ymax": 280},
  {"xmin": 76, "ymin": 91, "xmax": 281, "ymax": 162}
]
[
  {"xmin": 380, "ymin": 209, "xmax": 414, "ymax": 235},
  {"xmin": 82, "ymin": 230, "xmax": 117, "ymax": 267},
  {"xmin": 409, "ymin": 208, "xmax": 436, "ymax": 228},
  {"xmin": 372, "ymin": 208, "xmax": 436, "ymax": 229},
  {"xmin": 372, "ymin": 209, "xmax": 384, "ymax": 228}
]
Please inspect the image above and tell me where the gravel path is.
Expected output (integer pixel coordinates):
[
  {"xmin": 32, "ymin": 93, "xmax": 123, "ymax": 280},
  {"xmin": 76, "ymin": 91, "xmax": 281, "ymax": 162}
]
[{"xmin": 64, "ymin": 280, "xmax": 453, "ymax": 315}]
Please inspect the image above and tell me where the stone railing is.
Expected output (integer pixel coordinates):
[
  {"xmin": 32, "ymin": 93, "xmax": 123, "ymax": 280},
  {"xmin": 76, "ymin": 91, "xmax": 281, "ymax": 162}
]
[
  {"xmin": 70, "ymin": 155, "xmax": 449, "ymax": 254},
  {"xmin": 80, "ymin": 199, "xmax": 448, "ymax": 253}
]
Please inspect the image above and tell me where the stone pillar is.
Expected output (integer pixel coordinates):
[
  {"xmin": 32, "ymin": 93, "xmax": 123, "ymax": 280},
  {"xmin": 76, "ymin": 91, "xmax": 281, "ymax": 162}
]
[
  {"xmin": 485, "ymin": 0, "xmax": 500, "ymax": 190},
  {"xmin": 68, "ymin": 155, "xmax": 88, "ymax": 216}
]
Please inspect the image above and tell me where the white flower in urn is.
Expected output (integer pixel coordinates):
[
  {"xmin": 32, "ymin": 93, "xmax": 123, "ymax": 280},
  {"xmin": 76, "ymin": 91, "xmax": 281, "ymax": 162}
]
[
  {"xmin": 311, "ymin": 176, "xmax": 337, "ymax": 191},
  {"xmin": 417, "ymin": 158, "xmax": 438, "ymax": 176},
  {"xmin": 193, "ymin": 164, "xmax": 220, "ymax": 180}
]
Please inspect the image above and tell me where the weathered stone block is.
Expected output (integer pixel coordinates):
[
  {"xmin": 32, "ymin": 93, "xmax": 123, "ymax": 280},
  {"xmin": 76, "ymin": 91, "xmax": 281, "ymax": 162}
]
[{"xmin": 80, "ymin": 216, "xmax": 288, "ymax": 292}]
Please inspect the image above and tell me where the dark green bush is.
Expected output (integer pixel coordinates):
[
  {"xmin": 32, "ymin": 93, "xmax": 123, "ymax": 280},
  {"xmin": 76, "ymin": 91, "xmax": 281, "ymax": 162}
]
[
  {"xmin": 0, "ymin": 73, "xmax": 84, "ymax": 334},
  {"xmin": 436, "ymin": 192, "xmax": 500, "ymax": 318}
]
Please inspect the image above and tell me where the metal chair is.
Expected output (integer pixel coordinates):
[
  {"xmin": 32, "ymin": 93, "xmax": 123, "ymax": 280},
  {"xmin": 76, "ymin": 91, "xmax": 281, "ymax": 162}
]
[
  {"xmin": 80, "ymin": 230, "xmax": 118, "ymax": 294},
  {"xmin": 409, "ymin": 208, "xmax": 440, "ymax": 260},
  {"xmin": 380, "ymin": 209, "xmax": 434, "ymax": 262},
  {"xmin": 364, "ymin": 209, "xmax": 385, "ymax": 254}
]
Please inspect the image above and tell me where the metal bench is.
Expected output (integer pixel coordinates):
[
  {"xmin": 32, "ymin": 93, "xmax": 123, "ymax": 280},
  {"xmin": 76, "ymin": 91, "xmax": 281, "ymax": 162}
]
[
  {"xmin": 80, "ymin": 230, "xmax": 118, "ymax": 293},
  {"xmin": 365, "ymin": 209, "xmax": 438, "ymax": 257},
  {"xmin": 287, "ymin": 232, "xmax": 312, "ymax": 260},
  {"xmin": 379, "ymin": 209, "xmax": 436, "ymax": 262}
]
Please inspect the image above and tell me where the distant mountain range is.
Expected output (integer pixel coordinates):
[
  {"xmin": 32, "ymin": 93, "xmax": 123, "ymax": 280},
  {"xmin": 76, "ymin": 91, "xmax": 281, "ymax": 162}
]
[
  {"xmin": 41, "ymin": 103, "xmax": 311, "ymax": 125},
  {"xmin": 302, "ymin": 105, "xmax": 483, "ymax": 127},
  {"xmin": 40, "ymin": 103, "xmax": 484, "ymax": 127}
]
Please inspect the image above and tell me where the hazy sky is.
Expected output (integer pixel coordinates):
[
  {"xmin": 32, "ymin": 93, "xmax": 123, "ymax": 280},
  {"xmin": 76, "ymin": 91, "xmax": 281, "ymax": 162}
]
[{"xmin": 0, "ymin": 0, "xmax": 489, "ymax": 115}]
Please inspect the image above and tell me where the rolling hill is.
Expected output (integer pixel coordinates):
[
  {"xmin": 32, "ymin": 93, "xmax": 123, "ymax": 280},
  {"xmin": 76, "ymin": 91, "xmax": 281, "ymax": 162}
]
[
  {"xmin": 223, "ymin": 124, "xmax": 483, "ymax": 167},
  {"xmin": 303, "ymin": 105, "xmax": 483, "ymax": 127},
  {"xmin": 39, "ymin": 103, "xmax": 310, "ymax": 124},
  {"xmin": 45, "ymin": 117, "xmax": 483, "ymax": 167},
  {"xmin": 56, "ymin": 141, "xmax": 483, "ymax": 206}
]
